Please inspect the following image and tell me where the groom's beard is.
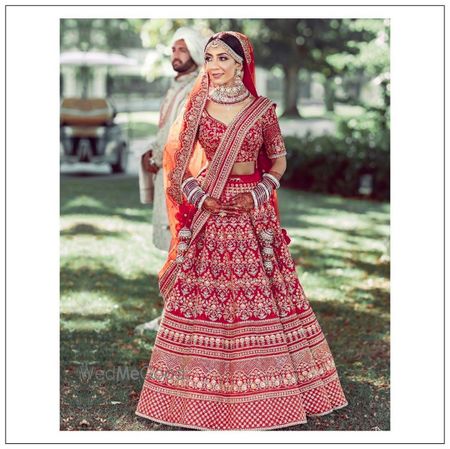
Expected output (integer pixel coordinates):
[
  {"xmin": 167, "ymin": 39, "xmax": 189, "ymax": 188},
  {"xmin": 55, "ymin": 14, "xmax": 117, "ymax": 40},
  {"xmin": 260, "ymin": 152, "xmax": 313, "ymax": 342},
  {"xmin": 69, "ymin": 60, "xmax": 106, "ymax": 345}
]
[{"xmin": 172, "ymin": 57, "xmax": 197, "ymax": 73}]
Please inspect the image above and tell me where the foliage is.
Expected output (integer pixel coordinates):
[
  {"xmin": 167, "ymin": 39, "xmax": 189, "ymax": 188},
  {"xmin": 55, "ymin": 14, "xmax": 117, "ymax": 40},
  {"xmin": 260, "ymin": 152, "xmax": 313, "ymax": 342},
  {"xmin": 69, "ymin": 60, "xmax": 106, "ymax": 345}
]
[
  {"xmin": 283, "ymin": 111, "xmax": 390, "ymax": 201},
  {"xmin": 327, "ymin": 19, "xmax": 390, "ymax": 109},
  {"xmin": 60, "ymin": 19, "xmax": 144, "ymax": 51}
]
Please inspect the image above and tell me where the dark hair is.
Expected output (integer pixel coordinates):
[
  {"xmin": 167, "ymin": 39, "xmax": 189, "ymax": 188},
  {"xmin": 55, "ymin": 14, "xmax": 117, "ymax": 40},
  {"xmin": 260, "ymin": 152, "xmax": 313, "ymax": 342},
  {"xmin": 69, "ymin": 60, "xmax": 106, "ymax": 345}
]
[{"xmin": 205, "ymin": 33, "xmax": 245, "ymax": 61}]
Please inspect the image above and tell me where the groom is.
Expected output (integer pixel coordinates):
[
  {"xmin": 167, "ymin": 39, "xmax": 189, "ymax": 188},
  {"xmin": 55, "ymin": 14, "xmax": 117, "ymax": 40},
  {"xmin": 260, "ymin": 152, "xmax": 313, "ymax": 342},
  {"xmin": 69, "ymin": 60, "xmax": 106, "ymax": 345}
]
[{"xmin": 136, "ymin": 27, "xmax": 209, "ymax": 334}]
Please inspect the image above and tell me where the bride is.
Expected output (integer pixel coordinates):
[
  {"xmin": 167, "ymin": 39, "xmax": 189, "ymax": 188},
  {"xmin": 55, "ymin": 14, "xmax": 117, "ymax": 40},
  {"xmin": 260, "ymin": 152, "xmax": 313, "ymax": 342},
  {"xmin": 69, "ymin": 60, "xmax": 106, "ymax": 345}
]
[{"xmin": 135, "ymin": 30, "xmax": 349, "ymax": 431}]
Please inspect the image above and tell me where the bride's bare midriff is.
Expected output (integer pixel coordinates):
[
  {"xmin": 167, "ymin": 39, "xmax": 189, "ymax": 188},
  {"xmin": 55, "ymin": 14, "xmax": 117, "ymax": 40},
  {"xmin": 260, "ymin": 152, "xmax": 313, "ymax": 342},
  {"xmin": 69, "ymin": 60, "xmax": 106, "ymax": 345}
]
[{"xmin": 230, "ymin": 161, "xmax": 255, "ymax": 175}]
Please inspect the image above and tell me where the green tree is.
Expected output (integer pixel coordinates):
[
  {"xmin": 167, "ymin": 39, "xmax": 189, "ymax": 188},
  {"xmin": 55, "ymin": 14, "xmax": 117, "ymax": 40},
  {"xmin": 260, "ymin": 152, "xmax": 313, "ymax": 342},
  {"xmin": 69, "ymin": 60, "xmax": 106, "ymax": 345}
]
[
  {"xmin": 241, "ymin": 19, "xmax": 377, "ymax": 116},
  {"xmin": 138, "ymin": 18, "xmax": 384, "ymax": 117},
  {"xmin": 328, "ymin": 19, "xmax": 390, "ymax": 132},
  {"xmin": 60, "ymin": 18, "xmax": 144, "ymax": 51}
]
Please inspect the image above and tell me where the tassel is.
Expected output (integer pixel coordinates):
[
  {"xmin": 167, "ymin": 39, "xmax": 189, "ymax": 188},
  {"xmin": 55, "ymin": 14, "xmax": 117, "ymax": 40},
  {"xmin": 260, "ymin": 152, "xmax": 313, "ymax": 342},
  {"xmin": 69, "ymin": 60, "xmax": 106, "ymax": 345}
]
[
  {"xmin": 259, "ymin": 228, "xmax": 275, "ymax": 274},
  {"xmin": 176, "ymin": 226, "xmax": 192, "ymax": 264}
]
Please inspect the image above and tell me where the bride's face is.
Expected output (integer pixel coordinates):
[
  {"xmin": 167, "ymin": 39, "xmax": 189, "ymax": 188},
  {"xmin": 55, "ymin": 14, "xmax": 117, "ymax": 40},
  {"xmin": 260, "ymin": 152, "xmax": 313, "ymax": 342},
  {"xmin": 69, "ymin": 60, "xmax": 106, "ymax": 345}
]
[{"xmin": 204, "ymin": 45, "xmax": 242, "ymax": 87}]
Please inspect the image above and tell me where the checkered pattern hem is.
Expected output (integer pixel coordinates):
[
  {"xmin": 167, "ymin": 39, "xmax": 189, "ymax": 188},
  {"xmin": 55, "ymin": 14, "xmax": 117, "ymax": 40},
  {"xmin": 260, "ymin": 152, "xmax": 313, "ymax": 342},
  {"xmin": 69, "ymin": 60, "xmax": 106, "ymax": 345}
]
[
  {"xmin": 135, "ymin": 410, "xmax": 308, "ymax": 431},
  {"xmin": 135, "ymin": 380, "xmax": 348, "ymax": 431}
]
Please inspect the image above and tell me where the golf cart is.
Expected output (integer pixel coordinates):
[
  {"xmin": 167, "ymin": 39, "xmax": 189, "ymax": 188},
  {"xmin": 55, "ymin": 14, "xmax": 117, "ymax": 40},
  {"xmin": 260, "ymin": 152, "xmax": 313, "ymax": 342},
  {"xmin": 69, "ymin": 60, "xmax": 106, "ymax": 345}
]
[
  {"xmin": 60, "ymin": 50, "xmax": 138, "ymax": 173},
  {"xmin": 60, "ymin": 97, "xmax": 128, "ymax": 173}
]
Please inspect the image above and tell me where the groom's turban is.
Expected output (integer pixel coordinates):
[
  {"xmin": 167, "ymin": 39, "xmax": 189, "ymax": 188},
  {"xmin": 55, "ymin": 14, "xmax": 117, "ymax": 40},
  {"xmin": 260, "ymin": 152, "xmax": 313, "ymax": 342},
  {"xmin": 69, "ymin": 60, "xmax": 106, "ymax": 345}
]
[{"xmin": 171, "ymin": 27, "xmax": 210, "ymax": 67}]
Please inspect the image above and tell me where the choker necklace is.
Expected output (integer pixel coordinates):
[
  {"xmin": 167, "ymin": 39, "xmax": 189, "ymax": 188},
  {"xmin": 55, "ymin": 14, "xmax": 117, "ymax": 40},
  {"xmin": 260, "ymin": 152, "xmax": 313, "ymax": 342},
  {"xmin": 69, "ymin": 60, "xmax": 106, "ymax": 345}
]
[{"xmin": 208, "ymin": 75, "xmax": 250, "ymax": 104}]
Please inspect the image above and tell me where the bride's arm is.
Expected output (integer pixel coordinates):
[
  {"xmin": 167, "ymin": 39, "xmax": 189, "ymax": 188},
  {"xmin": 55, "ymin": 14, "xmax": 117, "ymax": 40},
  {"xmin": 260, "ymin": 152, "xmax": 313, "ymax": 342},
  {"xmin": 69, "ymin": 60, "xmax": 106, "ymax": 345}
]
[
  {"xmin": 261, "ymin": 103, "xmax": 288, "ymax": 172},
  {"xmin": 267, "ymin": 155, "xmax": 287, "ymax": 181}
]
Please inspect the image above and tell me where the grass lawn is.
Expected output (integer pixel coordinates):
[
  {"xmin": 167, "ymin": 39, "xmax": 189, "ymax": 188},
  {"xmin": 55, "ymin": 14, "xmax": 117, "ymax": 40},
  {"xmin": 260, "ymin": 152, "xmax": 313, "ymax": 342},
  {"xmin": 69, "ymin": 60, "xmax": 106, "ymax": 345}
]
[
  {"xmin": 115, "ymin": 111, "xmax": 159, "ymax": 140},
  {"xmin": 60, "ymin": 173, "xmax": 390, "ymax": 432}
]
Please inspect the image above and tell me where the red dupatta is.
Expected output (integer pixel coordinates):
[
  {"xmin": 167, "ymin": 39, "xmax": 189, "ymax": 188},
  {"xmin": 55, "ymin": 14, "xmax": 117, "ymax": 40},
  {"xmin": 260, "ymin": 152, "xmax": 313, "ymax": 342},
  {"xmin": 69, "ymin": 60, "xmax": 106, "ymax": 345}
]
[{"xmin": 159, "ymin": 31, "xmax": 281, "ymax": 299}]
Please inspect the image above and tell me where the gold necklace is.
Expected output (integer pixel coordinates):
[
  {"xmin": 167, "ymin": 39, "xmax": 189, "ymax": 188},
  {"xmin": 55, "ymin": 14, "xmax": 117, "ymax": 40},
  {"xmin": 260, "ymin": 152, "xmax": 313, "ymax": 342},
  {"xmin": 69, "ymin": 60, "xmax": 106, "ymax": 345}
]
[{"xmin": 208, "ymin": 73, "xmax": 250, "ymax": 104}]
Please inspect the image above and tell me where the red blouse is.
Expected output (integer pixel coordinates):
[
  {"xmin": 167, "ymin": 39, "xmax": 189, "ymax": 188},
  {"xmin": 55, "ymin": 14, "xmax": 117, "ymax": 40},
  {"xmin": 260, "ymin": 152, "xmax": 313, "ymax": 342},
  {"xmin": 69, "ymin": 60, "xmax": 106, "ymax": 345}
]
[{"xmin": 197, "ymin": 103, "xmax": 287, "ymax": 163}]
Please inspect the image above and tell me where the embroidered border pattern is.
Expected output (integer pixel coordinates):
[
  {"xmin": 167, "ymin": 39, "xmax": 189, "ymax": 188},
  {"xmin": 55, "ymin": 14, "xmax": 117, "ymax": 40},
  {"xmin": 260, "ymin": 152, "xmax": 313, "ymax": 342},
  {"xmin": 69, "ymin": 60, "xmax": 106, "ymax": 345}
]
[{"xmin": 166, "ymin": 74, "xmax": 209, "ymax": 205}]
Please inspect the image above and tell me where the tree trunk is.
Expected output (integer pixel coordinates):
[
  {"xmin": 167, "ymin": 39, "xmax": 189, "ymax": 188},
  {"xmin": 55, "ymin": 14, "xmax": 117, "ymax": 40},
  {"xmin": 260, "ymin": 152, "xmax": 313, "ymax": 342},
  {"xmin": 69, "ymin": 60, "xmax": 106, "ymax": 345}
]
[
  {"xmin": 380, "ymin": 79, "xmax": 390, "ymax": 130},
  {"xmin": 304, "ymin": 71, "xmax": 312, "ymax": 98},
  {"xmin": 282, "ymin": 64, "xmax": 301, "ymax": 117},
  {"xmin": 353, "ymin": 79, "xmax": 362, "ymax": 102},
  {"xmin": 324, "ymin": 78, "xmax": 335, "ymax": 112}
]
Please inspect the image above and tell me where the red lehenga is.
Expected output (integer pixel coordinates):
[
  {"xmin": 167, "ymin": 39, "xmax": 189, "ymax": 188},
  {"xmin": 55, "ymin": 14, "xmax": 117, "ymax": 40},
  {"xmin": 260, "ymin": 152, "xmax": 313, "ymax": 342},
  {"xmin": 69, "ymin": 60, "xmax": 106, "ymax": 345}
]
[{"xmin": 135, "ymin": 31, "xmax": 348, "ymax": 431}]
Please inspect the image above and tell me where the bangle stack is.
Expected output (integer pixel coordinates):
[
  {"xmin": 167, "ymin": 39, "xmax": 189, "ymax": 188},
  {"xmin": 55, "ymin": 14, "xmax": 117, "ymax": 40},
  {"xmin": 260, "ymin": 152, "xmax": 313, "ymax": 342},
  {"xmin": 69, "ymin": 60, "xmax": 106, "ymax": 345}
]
[
  {"xmin": 181, "ymin": 177, "xmax": 209, "ymax": 210},
  {"xmin": 251, "ymin": 172, "xmax": 281, "ymax": 208}
]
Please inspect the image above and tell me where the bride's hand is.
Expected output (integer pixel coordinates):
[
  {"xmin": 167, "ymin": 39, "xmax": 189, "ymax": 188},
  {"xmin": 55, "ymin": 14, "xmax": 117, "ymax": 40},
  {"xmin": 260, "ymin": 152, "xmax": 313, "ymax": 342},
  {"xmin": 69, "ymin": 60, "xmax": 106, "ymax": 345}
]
[
  {"xmin": 226, "ymin": 192, "xmax": 254, "ymax": 213},
  {"xmin": 201, "ymin": 197, "xmax": 223, "ymax": 214},
  {"xmin": 202, "ymin": 197, "xmax": 241, "ymax": 216}
]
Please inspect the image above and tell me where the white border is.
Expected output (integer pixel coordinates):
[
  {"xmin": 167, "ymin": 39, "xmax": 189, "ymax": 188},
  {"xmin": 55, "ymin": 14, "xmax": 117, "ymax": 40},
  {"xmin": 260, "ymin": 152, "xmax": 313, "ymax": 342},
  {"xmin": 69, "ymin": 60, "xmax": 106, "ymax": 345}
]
[{"xmin": 3, "ymin": 2, "xmax": 445, "ymax": 445}]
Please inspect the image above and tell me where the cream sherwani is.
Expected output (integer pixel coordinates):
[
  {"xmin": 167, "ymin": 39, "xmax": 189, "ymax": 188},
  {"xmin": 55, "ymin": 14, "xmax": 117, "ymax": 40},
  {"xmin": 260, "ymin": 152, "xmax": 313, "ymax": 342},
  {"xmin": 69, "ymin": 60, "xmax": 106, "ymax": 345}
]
[{"xmin": 138, "ymin": 69, "xmax": 199, "ymax": 251}]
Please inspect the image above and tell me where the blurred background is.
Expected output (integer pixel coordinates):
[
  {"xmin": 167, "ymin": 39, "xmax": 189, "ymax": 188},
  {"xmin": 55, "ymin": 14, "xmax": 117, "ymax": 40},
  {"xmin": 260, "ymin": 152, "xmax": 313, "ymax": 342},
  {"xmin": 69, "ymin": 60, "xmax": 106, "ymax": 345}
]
[
  {"xmin": 60, "ymin": 18, "xmax": 389, "ymax": 200},
  {"xmin": 60, "ymin": 19, "xmax": 390, "ymax": 432}
]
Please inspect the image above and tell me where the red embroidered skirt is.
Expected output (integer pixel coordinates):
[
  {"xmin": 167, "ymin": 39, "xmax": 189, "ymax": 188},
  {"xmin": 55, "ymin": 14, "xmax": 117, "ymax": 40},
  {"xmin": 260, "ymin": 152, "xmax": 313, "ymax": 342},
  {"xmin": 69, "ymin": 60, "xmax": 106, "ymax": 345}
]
[{"xmin": 136, "ymin": 172, "xmax": 349, "ymax": 430}]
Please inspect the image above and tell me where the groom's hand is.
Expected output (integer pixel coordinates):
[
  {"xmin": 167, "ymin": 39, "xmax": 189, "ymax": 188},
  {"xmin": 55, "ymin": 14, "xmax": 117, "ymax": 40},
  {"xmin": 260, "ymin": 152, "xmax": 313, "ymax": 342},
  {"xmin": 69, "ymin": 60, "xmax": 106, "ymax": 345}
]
[{"xmin": 142, "ymin": 149, "xmax": 159, "ymax": 174}]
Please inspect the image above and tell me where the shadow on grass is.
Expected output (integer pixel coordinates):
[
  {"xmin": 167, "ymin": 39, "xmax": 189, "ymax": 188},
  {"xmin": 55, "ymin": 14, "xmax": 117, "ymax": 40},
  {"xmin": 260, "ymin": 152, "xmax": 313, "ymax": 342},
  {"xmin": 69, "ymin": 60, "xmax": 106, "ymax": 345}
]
[
  {"xmin": 60, "ymin": 263, "xmax": 161, "ymax": 314},
  {"xmin": 290, "ymin": 244, "xmax": 389, "ymax": 280},
  {"xmin": 61, "ymin": 174, "xmax": 150, "ymax": 224},
  {"xmin": 61, "ymin": 223, "xmax": 127, "ymax": 238}
]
